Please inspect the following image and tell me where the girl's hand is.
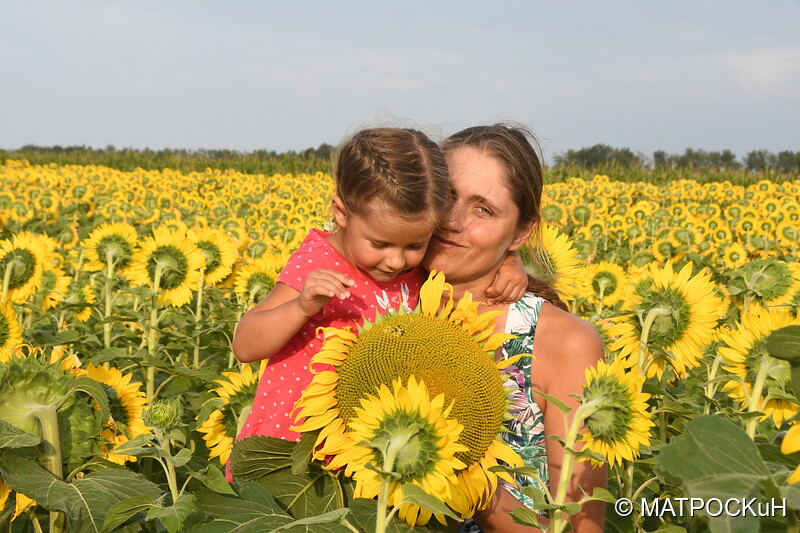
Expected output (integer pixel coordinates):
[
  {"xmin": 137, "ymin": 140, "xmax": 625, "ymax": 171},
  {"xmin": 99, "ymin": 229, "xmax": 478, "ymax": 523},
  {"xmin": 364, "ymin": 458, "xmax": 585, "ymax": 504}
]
[
  {"xmin": 297, "ymin": 269, "xmax": 355, "ymax": 317},
  {"xmin": 486, "ymin": 251, "xmax": 528, "ymax": 305}
]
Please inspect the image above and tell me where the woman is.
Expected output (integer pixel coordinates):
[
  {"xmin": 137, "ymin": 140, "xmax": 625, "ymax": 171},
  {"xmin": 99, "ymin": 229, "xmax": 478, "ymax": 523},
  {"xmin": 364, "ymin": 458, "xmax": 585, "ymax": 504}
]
[{"xmin": 423, "ymin": 124, "xmax": 607, "ymax": 532}]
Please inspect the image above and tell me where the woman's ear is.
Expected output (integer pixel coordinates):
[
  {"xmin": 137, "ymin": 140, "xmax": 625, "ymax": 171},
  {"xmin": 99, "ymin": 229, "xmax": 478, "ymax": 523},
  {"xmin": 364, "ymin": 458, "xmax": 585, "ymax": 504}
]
[
  {"xmin": 508, "ymin": 221, "xmax": 535, "ymax": 251},
  {"xmin": 331, "ymin": 195, "xmax": 349, "ymax": 228}
]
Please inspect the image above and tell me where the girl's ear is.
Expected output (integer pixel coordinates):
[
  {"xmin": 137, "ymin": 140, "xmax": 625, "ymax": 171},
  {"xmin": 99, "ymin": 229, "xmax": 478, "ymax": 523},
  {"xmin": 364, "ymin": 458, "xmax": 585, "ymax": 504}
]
[
  {"xmin": 508, "ymin": 220, "xmax": 535, "ymax": 252},
  {"xmin": 331, "ymin": 195, "xmax": 349, "ymax": 228}
]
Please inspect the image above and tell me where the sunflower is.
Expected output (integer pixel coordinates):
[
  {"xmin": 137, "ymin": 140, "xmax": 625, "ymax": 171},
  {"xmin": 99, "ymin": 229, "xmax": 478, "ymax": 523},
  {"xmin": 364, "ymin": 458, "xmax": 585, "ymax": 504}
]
[
  {"xmin": 579, "ymin": 359, "xmax": 654, "ymax": 467},
  {"xmin": 187, "ymin": 227, "xmax": 239, "ymax": 286},
  {"xmin": 781, "ymin": 424, "xmax": 800, "ymax": 484},
  {"xmin": 526, "ymin": 224, "xmax": 582, "ymax": 302},
  {"xmin": 126, "ymin": 226, "xmax": 205, "ymax": 307},
  {"xmin": 63, "ymin": 284, "xmax": 96, "ymax": 323},
  {"xmin": 346, "ymin": 376, "xmax": 468, "ymax": 527},
  {"xmin": 607, "ymin": 262, "xmax": 724, "ymax": 378},
  {"xmin": 582, "ymin": 261, "xmax": 629, "ymax": 310},
  {"xmin": 82, "ymin": 363, "xmax": 150, "ymax": 464},
  {"xmin": 197, "ymin": 363, "xmax": 262, "ymax": 465},
  {"xmin": 37, "ymin": 266, "xmax": 71, "ymax": 311},
  {"xmin": 727, "ymin": 258, "xmax": 799, "ymax": 310},
  {"xmin": 233, "ymin": 254, "xmax": 285, "ymax": 307},
  {"xmin": 81, "ymin": 222, "xmax": 139, "ymax": 273},
  {"xmin": 0, "ymin": 302, "xmax": 23, "ymax": 362},
  {"xmin": 0, "ymin": 232, "xmax": 49, "ymax": 303},
  {"xmin": 719, "ymin": 307, "xmax": 800, "ymax": 427},
  {"xmin": 0, "ymin": 478, "xmax": 35, "ymax": 522},
  {"xmin": 291, "ymin": 271, "xmax": 522, "ymax": 523}
]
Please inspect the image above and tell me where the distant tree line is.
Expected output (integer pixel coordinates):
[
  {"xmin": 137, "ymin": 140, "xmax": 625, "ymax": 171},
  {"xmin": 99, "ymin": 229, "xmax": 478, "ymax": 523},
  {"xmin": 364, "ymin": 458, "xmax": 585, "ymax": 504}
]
[
  {"xmin": 0, "ymin": 144, "xmax": 338, "ymax": 175},
  {"xmin": 2, "ymin": 143, "xmax": 798, "ymax": 184},
  {"xmin": 554, "ymin": 144, "xmax": 800, "ymax": 174}
]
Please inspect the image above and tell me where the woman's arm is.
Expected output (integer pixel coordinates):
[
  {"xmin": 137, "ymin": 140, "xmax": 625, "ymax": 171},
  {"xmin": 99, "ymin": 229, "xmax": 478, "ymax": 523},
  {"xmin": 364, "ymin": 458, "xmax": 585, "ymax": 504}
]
[
  {"xmin": 533, "ymin": 303, "xmax": 608, "ymax": 533},
  {"xmin": 471, "ymin": 487, "xmax": 544, "ymax": 532},
  {"xmin": 231, "ymin": 269, "xmax": 354, "ymax": 363}
]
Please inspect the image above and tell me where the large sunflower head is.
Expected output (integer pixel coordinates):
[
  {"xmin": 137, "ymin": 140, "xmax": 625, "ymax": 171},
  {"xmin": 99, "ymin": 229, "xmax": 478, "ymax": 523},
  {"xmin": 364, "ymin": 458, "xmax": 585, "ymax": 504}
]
[
  {"xmin": 346, "ymin": 376, "xmax": 468, "ymax": 526},
  {"xmin": 126, "ymin": 226, "xmax": 206, "ymax": 307},
  {"xmin": 291, "ymin": 271, "xmax": 522, "ymax": 523},
  {"xmin": 607, "ymin": 262, "xmax": 724, "ymax": 379},
  {"xmin": 580, "ymin": 359, "xmax": 654, "ymax": 467},
  {"xmin": 196, "ymin": 363, "xmax": 262, "ymax": 465},
  {"xmin": 719, "ymin": 307, "xmax": 800, "ymax": 427},
  {"xmin": 81, "ymin": 222, "xmax": 139, "ymax": 273},
  {"xmin": 0, "ymin": 232, "xmax": 50, "ymax": 304}
]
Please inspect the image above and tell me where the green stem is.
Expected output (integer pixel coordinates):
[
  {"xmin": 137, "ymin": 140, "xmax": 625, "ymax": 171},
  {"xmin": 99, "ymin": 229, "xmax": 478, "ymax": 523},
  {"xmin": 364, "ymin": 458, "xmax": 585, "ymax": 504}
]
[
  {"xmin": 550, "ymin": 401, "xmax": 595, "ymax": 533},
  {"xmin": 1, "ymin": 262, "xmax": 12, "ymax": 303},
  {"xmin": 103, "ymin": 254, "xmax": 116, "ymax": 348},
  {"xmin": 32, "ymin": 406, "xmax": 66, "ymax": 533},
  {"xmin": 229, "ymin": 308, "xmax": 244, "ymax": 368},
  {"xmin": 745, "ymin": 356, "xmax": 770, "ymax": 440},
  {"xmin": 146, "ymin": 264, "xmax": 164, "ymax": 400},
  {"xmin": 193, "ymin": 271, "xmax": 205, "ymax": 370},
  {"xmin": 375, "ymin": 433, "xmax": 413, "ymax": 533},
  {"xmin": 637, "ymin": 307, "xmax": 671, "ymax": 378},
  {"xmin": 704, "ymin": 356, "xmax": 723, "ymax": 415}
]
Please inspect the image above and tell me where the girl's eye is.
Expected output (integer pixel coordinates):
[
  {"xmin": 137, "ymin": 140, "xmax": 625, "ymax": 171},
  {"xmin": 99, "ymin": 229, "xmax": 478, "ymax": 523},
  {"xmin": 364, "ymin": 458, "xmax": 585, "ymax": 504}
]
[{"xmin": 370, "ymin": 242, "xmax": 388, "ymax": 249}]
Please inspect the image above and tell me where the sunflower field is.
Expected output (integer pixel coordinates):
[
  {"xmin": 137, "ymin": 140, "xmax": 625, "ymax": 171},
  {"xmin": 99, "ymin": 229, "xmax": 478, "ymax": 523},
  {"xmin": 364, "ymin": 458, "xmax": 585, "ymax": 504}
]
[{"xmin": 1, "ymin": 157, "xmax": 799, "ymax": 532}]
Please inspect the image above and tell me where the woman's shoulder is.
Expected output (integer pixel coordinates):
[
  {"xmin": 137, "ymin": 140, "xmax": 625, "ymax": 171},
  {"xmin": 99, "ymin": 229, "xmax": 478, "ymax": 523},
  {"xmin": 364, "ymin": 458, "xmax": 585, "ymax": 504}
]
[{"xmin": 534, "ymin": 301, "xmax": 604, "ymax": 370}]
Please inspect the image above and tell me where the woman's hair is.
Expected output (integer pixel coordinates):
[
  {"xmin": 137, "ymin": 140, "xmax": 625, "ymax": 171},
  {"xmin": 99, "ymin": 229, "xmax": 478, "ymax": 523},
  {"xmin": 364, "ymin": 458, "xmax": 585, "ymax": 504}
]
[
  {"xmin": 442, "ymin": 123, "xmax": 568, "ymax": 311},
  {"xmin": 334, "ymin": 128, "xmax": 449, "ymax": 226}
]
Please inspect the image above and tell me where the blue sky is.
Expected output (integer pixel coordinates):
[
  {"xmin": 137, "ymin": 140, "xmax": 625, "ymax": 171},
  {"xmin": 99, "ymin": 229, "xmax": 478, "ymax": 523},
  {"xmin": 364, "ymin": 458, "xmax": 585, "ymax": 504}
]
[{"xmin": 2, "ymin": 1, "xmax": 798, "ymax": 163}]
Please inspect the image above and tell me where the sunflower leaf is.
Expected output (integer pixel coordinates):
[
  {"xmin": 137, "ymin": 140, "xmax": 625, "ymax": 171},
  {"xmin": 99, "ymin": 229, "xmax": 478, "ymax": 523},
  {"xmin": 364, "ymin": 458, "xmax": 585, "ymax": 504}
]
[
  {"xmin": 189, "ymin": 465, "xmax": 237, "ymax": 495},
  {"xmin": 0, "ymin": 419, "xmax": 40, "ymax": 448},
  {"xmin": 70, "ymin": 376, "xmax": 111, "ymax": 423},
  {"xmin": 101, "ymin": 494, "xmax": 157, "ymax": 533},
  {"xmin": 290, "ymin": 431, "xmax": 317, "ymax": 476},
  {"xmin": 397, "ymin": 483, "xmax": 461, "ymax": 521},
  {"xmin": 534, "ymin": 390, "xmax": 572, "ymax": 416},
  {"xmin": 510, "ymin": 507, "xmax": 544, "ymax": 528},
  {"xmin": 764, "ymin": 325, "xmax": 800, "ymax": 365},
  {"xmin": 146, "ymin": 492, "xmax": 198, "ymax": 533},
  {"xmin": 230, "ymin": 435, "xmax": 294, "ymax": 479},
  {"xmin": 105, "ymin": 433, "xmax": 158, "ymax": 458},
  {"xmin": 656, "ymin": 415, "xmax": 773, "ymax": 533}
]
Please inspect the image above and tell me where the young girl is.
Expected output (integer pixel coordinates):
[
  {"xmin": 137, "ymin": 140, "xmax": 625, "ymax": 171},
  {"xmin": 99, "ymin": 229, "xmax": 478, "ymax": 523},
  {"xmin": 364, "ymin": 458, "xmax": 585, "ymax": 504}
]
[{"xmin": 232, "ymin": 127, "xmax": 450, "ymax": 445}]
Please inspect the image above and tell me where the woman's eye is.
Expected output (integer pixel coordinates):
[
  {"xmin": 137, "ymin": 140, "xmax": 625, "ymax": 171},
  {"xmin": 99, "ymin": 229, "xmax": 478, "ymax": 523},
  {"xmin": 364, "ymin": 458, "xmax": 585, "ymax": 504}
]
[{"xmin": 476, "ymin": 206, "xmax": 492, "ymax": 216}]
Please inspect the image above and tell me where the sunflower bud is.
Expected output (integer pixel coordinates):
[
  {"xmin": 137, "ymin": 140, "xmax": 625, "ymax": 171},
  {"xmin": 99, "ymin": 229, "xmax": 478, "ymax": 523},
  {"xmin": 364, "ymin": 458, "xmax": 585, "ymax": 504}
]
[{"xmin": 144, "ymin": 399, "xmax": 183, "ymax": 430}]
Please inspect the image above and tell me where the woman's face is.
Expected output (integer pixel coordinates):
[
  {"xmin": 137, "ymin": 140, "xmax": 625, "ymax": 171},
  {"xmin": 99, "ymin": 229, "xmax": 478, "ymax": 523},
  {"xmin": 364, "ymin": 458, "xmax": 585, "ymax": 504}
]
[{"xmin": 423, "ymin": 146, "xmax": 531, "ymax": 287}]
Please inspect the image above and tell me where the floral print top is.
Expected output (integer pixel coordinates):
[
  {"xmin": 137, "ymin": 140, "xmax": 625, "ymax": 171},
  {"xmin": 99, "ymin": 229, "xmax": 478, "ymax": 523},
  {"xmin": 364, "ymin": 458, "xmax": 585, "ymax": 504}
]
[{"xmin": 460, "ymin": 293, "xmax": 548, "ymax": 532}]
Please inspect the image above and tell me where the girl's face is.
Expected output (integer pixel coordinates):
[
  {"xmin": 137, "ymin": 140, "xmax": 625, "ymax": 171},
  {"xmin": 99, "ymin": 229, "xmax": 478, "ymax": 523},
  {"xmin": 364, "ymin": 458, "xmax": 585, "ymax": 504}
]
[
  {"xmin": 331, "ymin": 197, "xmax": 435, "ymax": 282},
  {"xmin": 423, "ymin": 146, "xmax": 531, "ymax": 288}
]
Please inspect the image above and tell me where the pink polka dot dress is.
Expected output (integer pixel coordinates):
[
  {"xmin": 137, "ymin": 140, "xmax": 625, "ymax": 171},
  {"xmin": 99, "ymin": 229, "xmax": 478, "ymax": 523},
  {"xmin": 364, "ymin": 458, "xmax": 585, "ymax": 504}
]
[{"xmin": 236, "ymin": 229, "xmax": 423, "ymax": 444}]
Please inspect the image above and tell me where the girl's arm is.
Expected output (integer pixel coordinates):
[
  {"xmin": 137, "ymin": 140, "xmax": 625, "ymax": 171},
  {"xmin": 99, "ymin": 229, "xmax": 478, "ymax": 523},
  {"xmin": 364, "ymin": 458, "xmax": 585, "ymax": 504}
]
[
  {"xmin": 534, "ymin": 303, "xmax": 608, "ymax": 533},
  {"xmin": 486, "ymin": 251, "xmax": 528, "ymax": 305},
  {"xmin": 232, "ymin": 269, "xmax": 354, "ymax": 363}
]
